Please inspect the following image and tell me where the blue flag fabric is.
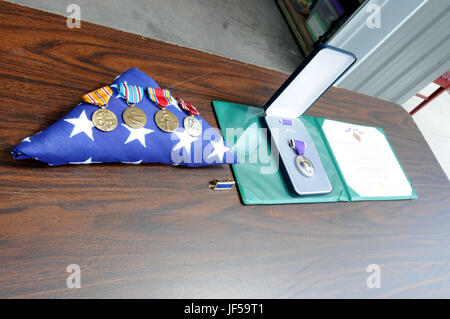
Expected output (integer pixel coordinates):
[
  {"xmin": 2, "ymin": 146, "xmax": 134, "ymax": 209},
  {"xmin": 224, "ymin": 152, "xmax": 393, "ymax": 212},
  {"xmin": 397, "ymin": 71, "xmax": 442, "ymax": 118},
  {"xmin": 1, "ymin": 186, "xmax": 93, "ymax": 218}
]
[{"xmin": 12, "ymin": 68, "xmax": 239, "ymax": 167}]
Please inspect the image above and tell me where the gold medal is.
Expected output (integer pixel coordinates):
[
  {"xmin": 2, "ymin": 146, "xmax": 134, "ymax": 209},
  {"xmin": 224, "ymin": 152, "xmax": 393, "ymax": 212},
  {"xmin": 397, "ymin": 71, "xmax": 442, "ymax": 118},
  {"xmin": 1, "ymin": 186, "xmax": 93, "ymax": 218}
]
[
  {"xmin": 123, "ymin": 106, "xmax": 147, "ymax": 129},
  {"xmin": 183, "ymin": 116, "xmax": 202, "ymax": 137},
  {"xmin": 155, "ymin": 109, "xmax": 179, "ymax": 132},
  {"xmin": 296, "ymin": 155, "xmax": 315, "ymax": 178},
  {"xmin": 92, "ymin": 108, "xmax": 118, "ymax": 132}
]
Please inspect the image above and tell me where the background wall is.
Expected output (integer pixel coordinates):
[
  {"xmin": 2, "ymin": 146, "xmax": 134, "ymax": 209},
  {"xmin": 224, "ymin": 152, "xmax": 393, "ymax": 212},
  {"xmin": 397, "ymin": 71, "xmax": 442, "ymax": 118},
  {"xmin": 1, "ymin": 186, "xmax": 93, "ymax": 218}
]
[
  {"xmin": 330, "ymin": 0, "xmax": 449, "ymax": 105},
  {"xmin": 6, "ymin": 0, "xmax": 304, "ymax": 73}
]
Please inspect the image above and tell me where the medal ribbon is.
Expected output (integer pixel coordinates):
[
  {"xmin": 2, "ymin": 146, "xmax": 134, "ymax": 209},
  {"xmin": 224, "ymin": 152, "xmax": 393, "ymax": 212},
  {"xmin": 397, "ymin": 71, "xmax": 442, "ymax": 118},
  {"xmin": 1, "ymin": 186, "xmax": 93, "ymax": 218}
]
[
  {"xmin": 289, "ymin": 139, "xmax": 305, "ymax": 156},
  {"xmin": 175, "ymin": 96, "xmax": 200, "ymax": 116},
  {"xmin": 148, "ymin": 88, "xmax": 174, "ymax": 108},
  {"xmin": 280, "ymin": 119, "xmax": 293, "ymax": 125},
  {"xmin": 82, "ymin": 86, "xmax": 113, "ymax": 107},
  {"xmin": 117, "ymin": 82, "xmax": 144, "ymax": 105}
]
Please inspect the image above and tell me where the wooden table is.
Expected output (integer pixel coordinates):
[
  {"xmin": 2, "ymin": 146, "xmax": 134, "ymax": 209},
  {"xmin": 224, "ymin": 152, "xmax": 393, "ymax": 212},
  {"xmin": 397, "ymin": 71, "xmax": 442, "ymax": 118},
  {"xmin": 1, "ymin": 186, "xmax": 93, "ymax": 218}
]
[{"xmin": 1, "ymin": 2, "xmax": 449, "ymax": 298}]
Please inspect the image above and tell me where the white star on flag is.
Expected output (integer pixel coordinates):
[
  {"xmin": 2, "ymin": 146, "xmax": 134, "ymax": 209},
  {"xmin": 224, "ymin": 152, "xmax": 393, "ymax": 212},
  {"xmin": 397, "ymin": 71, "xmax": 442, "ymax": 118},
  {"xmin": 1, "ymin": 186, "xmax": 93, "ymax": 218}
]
[
  {"xmin": 69, "ymin": 157, "xmax": 101, "ymax": 164},
  {"xmin": 64, "ymin": 110, "xmax": 95, "ymax": 141},
  {"xmin": 207, "ymin": 137, "xmax": 230, "ymax": 162},
  {"xmin": 122, "ymin": 124, "xmax": 154, "ymax": 148},
  {"xmin": 22, "ymin": 137, "xmax": 31, "ymax": 143},
  {"xmin": 172, "ymin": 130, "xmax": 198, "ymax": 155}
]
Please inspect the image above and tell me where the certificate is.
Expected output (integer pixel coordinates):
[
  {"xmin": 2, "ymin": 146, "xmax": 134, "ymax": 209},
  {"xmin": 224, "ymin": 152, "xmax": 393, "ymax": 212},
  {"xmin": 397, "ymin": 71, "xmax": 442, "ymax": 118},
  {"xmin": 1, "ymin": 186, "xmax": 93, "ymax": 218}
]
[{"xmin": 322, "ymin": 119, "xmax": 413, "ymax": 198}]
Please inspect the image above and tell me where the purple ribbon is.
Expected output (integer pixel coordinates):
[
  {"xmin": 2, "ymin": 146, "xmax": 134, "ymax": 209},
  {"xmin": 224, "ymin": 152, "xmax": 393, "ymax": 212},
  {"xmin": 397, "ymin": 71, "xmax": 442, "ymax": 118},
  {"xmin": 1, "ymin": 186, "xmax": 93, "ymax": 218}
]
[
  {"xmin": 280, "ymin": 119, "xmax": 293, "ymax": 126},
  {"xmin": 289, "ymin": 139, "xmax": 305, "ymax": 155}
]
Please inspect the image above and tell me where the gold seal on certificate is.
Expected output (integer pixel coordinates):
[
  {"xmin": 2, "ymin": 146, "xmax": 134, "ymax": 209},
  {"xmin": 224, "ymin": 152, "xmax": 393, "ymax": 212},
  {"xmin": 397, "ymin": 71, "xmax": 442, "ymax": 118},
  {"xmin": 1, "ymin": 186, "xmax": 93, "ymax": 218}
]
[
  {"xmin": 92, "ymin": 108, "xmax": 118, "ymax": 132},
  {"xmin": 296, "ymin": 155, "xmax": 315, "ymax": 178},
  {"xmin": 155, "ymin": 109, "xmax": 179, "ymax": 132},
  {"xmin": 123, "ymin": 106, "xmax": 147, "ymax": 129},
  {"xmin": 183, "ymin": 116, "xmax": 202, "ymax": 137}
]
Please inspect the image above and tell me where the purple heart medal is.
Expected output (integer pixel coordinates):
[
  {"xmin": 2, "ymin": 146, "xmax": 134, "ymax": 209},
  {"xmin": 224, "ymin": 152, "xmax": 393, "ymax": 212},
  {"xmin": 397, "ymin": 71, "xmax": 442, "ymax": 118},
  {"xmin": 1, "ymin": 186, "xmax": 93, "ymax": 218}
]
[{"xmin": 289, "ymin": 139, "xmax": 315, "ymax": 178}]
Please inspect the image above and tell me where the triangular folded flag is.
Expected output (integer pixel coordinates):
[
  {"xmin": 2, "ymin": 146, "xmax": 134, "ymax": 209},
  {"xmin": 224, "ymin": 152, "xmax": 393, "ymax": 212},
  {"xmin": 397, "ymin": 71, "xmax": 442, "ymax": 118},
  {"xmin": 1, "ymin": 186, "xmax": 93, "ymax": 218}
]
[{"xmin": 12, "ymin": 68, "xmax": 239, "ymax": 167}]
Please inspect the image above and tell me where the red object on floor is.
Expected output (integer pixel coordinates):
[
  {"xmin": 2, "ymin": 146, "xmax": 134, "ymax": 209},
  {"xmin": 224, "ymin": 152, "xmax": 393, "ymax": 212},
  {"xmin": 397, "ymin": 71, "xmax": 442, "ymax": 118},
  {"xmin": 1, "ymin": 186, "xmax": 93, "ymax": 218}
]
[{"xmin": 410, "ymin": 71, "xmax": 450, "ymax": 116}]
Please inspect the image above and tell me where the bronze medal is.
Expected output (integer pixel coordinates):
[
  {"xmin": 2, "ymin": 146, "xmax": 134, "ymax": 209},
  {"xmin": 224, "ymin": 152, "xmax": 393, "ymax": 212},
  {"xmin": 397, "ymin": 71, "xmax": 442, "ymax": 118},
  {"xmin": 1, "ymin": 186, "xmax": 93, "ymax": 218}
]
[
  {"xmin": 92, "ymin": 108, "xmax": 118, "ymax": 132},
  {"xmin": 183, "ymin": 116, "xmax": 202, "ymax": 137},
  {"xmin": 117, "ymin": 83, "xmax": 147, "ymax": 129},
  {"xmin": 123, "ymin": 106, "xmax": 147, "ymax": 129},
  {"xmin": 155, "ymin": 109, "xmax": 179, "ymax": 132},
  {"xmin": 82, "ymin": 86, "xmax": 116, "ymax": 132}
]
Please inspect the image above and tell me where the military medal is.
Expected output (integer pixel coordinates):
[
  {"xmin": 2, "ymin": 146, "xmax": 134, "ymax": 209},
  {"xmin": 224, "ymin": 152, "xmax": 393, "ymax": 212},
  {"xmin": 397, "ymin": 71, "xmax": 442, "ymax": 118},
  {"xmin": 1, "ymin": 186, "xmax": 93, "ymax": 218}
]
[
  {"xmin": 82, "ymin": 86, "xmax": 117, "ymax": 132},
  {"xmin": 154, "ymin": 109, "xmax": 179, "ymax": 132},
  {"xmin": 148, "ymin": 87, "xmax": 179, "ymax": 133},
  {"xmin": 123, "ymin": 107, "xmax": 147, "ymax": 129},
  {"xmin": 175, "ymin": 96, "xmax": 202, "ymax": 137},
  {"xmin": 92, "ymin": 109, "xmax": 117, "ymax": 132},
  {"xmin": 117, "ymin": 83, "xmax": 147, "ymax": 129},
  {"xmin": 289, "ymin": 139, "xmax": 315, "ymax": 178}
]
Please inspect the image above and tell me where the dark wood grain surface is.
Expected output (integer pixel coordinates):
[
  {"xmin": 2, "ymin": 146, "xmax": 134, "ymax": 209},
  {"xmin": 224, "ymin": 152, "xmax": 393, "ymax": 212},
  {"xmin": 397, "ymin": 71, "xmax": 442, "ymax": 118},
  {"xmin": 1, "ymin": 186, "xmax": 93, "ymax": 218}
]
[{"xmin": 0, "ymin": 2, "xmax": 449, "ymax": 298}]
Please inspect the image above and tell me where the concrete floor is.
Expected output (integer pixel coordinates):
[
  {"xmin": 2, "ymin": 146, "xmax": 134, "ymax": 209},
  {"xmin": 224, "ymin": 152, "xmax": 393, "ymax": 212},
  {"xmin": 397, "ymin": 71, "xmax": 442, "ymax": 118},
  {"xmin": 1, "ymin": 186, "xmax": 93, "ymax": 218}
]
[{"xmin": 6, "ymin": 0, "xmax": 303, "ymax": 73}]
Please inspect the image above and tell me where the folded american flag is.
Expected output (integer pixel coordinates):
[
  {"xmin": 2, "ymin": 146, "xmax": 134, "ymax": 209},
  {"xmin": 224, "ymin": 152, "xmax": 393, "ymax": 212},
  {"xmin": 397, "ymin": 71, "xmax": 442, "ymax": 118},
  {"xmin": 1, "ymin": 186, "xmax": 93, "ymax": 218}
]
[{"xmin": 12, "ymin": 68, "xmax": 238, "ymax": 167}]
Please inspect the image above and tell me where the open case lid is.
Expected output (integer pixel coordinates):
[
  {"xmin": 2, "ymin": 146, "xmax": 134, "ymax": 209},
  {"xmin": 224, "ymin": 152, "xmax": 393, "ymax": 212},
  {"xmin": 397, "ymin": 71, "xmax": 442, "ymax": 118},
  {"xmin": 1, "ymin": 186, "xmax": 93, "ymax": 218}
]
[{"xmin": 265, "ymin": 45, "xmax": 356, "ymax": 118}]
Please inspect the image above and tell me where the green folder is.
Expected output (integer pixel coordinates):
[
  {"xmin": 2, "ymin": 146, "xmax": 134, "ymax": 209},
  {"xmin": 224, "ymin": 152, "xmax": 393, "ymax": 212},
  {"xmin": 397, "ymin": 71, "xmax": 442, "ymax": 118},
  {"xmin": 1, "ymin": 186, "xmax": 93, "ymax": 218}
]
[{"xmin": 213, "ymin": 101, "xmax": 417, "ymax": 205}]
